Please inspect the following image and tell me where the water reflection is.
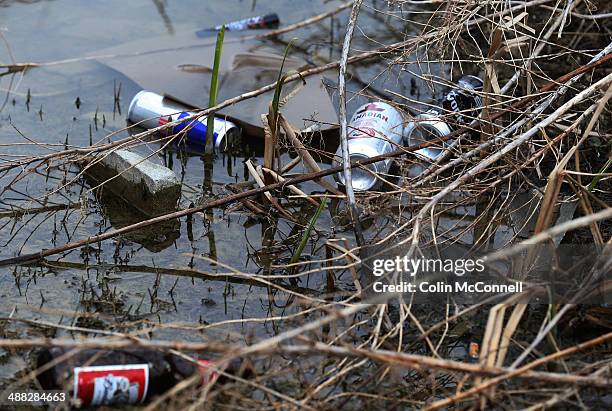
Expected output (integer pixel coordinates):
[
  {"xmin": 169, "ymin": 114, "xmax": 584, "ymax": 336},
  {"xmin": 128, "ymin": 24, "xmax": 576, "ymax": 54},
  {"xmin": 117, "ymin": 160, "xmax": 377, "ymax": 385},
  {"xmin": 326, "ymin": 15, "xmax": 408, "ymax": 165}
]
[
  {"xmin": 151, "ymin": 0, "xmax": 174, "ymax": 35},
  {"xmin": 92, "ymin": 185, "xmax": 181, "ymax": 253}
]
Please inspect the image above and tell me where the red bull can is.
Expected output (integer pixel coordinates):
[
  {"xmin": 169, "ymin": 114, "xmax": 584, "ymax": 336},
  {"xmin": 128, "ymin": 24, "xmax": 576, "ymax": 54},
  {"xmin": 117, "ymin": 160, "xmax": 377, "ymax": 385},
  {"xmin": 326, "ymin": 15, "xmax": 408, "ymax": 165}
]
[
  {"xmin": 404, "ymin": 75, "xmax": 483, "ymax": 170},
  {"xmin": 127, "ymin": 91, "xmax": 240, "ymax": 151},
  {"xmin": 332, "ymin": 102, "xmax": 404, "ymax": 191}
]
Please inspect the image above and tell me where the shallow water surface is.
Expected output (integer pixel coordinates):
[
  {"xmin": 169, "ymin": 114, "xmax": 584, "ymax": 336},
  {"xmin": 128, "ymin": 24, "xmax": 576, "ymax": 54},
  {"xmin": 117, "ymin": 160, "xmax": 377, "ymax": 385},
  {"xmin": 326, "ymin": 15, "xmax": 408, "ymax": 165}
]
[{"xmin": 0, "ymin": 0, "xmax": 437, "ymax": 384}]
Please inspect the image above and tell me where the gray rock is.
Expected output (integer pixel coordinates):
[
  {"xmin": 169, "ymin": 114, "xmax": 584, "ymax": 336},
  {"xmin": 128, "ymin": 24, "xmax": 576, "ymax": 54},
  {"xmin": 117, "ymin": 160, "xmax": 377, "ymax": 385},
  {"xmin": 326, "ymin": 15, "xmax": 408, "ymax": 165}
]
[{"xmin": 85, "ymin": 149, "xmax": 181, "ymax": 217}]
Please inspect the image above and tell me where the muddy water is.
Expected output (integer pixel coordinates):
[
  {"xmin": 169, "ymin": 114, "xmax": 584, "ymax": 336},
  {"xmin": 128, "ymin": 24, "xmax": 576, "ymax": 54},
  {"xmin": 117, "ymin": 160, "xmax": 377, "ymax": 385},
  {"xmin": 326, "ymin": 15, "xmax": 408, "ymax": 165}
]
[{"xmin": 0, "ymin": 0, "xmax": 436, "ymax": 384}]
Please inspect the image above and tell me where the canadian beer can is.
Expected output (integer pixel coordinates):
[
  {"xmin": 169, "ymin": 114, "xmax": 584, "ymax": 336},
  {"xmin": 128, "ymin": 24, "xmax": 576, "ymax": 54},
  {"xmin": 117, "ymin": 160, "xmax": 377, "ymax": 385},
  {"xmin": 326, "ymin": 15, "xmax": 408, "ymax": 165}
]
[
  {"xmin": 127, "ymin": 90, "xmax": 240, "ymax": 151},
  {"xmin": 332, "ymin": 102, "xmax": 404, "ymax": 191}
]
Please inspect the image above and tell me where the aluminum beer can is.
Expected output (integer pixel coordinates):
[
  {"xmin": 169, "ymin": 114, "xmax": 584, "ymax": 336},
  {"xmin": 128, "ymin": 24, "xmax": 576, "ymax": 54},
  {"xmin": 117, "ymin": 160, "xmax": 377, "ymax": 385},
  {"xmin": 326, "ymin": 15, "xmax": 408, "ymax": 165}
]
[
  {"xmin": 404, "ymin": 75, "xmax": 483, "ymax": 173},
  {"xmin": 194, "ymin": 13, "xmax": 280, "ymax": 36},
  {"xmin": 441, "ymin": 75, "xmax": 484, "ymax": 125},
  {"xmin": 332, "ymin": 102, "xmax": 404, "ymax": 191},
  {"xmin": 218, "ymin": 13, "xmax": 280, "ymax": 31},
  {"xmin": 127, "ymin": 91, "xmax": 240, "ymax": 151},
  {"xmin": 403, "ymin": 109, "xmax": 452, "ymax": 164}
]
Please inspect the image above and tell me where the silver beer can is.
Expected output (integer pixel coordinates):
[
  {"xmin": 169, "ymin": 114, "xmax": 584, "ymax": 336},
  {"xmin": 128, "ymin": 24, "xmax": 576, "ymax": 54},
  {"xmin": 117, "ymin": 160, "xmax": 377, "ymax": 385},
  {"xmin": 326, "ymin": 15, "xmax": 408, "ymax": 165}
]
[
  {"xmin": 127, "ymin": 90, "xmax": 240, "ymax": 151},
  {"xmin": 403, "ymin": 109, "xmax": 452, "ymax": 177},
  {"xmin": 332, "ymin": 102, "xmax": 404, "ymax": 191},
  {"xmin": 403, "ymin": 75, "xmax": 483, "ymax": 175},
  {"xmin": 404, "ymin": 109, "xmax": 452, "ymax": 160}
]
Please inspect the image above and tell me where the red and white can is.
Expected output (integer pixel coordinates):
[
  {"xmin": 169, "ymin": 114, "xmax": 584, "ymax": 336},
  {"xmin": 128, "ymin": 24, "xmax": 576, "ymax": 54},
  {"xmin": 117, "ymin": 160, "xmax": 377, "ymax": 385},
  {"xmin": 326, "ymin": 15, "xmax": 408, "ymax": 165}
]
[
  {"xmin": 332, "ymin": 102, "xmax": 404, "ymax": 191},
  {"xmin": 73, "ymin": 364, "xmax": 149, "ymax": 407}
]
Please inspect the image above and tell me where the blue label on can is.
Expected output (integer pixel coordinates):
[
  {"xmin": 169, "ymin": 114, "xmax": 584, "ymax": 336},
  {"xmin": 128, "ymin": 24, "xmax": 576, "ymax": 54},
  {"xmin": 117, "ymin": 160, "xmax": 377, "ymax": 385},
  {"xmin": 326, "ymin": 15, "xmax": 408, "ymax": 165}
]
[{"xmin": 172, "ymin": 112, "xmax": 219, "ymax": 146}]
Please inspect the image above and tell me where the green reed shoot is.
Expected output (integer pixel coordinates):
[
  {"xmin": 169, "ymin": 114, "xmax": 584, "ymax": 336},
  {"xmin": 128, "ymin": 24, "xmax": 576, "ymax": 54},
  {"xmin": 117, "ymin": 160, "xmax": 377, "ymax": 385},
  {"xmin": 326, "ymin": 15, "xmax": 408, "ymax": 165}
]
[
  {"xmin": 205, "ymin": 25, "xmax": 225, "ymax": 155},
  {"xmin": 289, "ymin": 194, "xmax": 328, "ymax": 270}
]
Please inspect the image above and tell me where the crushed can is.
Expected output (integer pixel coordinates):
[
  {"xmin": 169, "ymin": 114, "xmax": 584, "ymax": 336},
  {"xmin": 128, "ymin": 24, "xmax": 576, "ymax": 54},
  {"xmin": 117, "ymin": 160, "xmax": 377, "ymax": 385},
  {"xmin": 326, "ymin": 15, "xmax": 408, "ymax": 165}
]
[
  {"xmin": 127, "ymin": 90, "xmax": 241, "ymax": 152},
  {"xmin": 403, "ymin": 75, "xmax": 483, "ymax": 174},
  {"xmin": 332, "ymin": 102, "xmax": 404, "ymax": 191}
]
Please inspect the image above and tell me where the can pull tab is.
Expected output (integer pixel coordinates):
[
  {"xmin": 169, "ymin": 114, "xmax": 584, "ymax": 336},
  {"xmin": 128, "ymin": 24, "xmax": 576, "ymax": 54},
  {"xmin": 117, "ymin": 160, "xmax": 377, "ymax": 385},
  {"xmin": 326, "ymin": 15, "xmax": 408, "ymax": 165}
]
[{"xmin": 196, "ymin": 360, "xmax": 219, "ymax": 387}]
